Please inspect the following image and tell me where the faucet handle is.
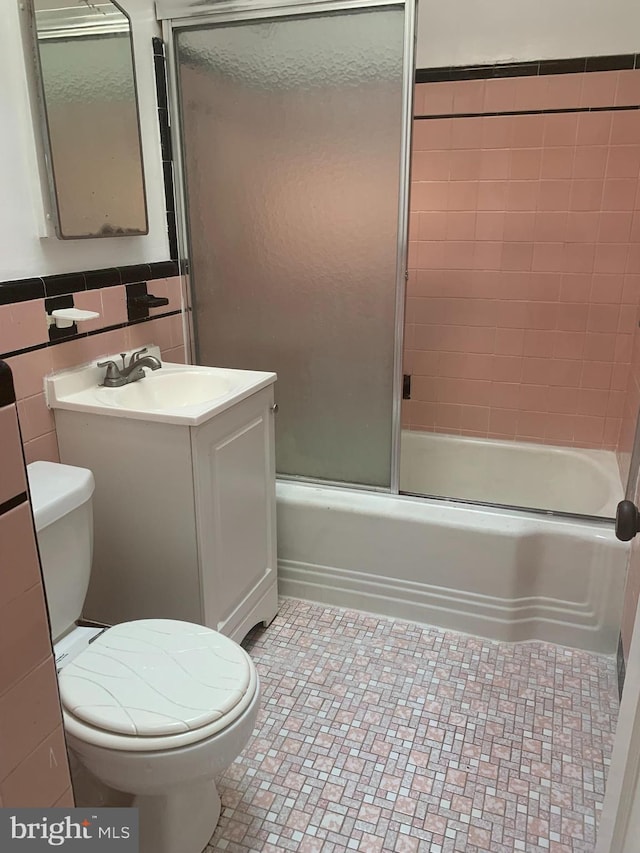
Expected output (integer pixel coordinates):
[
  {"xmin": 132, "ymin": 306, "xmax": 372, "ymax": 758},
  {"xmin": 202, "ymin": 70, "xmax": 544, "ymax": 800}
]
[
  {"xmin": 97, "ymin": 360, "xmax": 121, "ymax": 383},
  {"xmin": 129, "ymin": 347, "xmax": 148, "ymax": 366}
]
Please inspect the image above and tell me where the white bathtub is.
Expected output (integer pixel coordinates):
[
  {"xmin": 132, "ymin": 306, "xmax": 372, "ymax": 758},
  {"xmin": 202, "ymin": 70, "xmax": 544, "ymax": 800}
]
[
  {"xmin": 400, "ymin": 431, "xmax": 623, "ymax": 517},
  {"xmin": 277, "ymin": 481, "xmax": 629, "ymax": 654}
]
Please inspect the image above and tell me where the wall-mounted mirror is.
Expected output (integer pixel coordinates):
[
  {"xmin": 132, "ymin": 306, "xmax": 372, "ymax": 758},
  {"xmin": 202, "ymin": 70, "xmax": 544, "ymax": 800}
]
[{"xmin": 29, "ymin": 0, "xmax": 148, "ymax": 239}]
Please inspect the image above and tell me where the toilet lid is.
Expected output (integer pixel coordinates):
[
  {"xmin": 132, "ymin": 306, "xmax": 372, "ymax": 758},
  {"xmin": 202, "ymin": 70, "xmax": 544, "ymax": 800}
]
[{"xmin": 58, "ymin": 620, "xmax": 254, "ymax": 737}]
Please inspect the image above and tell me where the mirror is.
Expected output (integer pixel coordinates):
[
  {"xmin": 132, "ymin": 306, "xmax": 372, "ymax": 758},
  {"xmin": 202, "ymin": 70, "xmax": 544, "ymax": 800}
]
[{"xmin": 30, "ymin": 0, "xmax": 148, "ymax": 239}]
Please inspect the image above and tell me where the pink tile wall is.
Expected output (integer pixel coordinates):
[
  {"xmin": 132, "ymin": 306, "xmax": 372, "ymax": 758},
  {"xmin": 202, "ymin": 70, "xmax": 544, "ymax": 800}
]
[
  {"xmin": 0, "ymin": 276, "xmax": 187, "ymax": 802},
  {"xmin": 0, "ymin": 399, "xmax": 72, "ymax": 806},
  {"xmin": 406, "ymin": 70, "xmax": 640, "ymax": 449},
  {"xmin": 1, "ymin": 277, "xmax": 186, "ymax": 463}
]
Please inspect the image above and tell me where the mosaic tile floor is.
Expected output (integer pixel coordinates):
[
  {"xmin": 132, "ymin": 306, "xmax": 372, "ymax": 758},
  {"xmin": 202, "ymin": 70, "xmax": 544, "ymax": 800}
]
[{"xmin": 206, "ymin": 599, "xmax": 619, "ymax": 853}]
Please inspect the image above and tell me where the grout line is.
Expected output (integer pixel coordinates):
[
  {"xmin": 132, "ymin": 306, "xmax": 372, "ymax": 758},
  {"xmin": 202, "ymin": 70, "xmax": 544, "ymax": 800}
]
[{"xmin": 415, "ymin": 104, "xmax": 640, "ymax": 121}]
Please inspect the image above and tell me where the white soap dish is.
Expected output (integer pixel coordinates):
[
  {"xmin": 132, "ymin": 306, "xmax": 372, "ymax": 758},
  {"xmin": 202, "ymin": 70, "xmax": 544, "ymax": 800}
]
[{"xmin": 47, "ymin": 308, "xmax": 100, "ymax": 329}]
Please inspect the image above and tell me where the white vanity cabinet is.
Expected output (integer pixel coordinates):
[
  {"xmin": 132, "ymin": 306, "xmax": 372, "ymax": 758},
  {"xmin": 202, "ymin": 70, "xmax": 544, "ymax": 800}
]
[
  {"xmin": 191, "ymin": 385, "xmax": 277, "ymax": 638},
  {"xmin": 53, "ymin": 378, "xmax": 278, "ymax": 643}
]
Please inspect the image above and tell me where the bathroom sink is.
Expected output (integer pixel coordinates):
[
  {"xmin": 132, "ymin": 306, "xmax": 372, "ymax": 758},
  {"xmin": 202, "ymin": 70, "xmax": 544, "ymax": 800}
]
[
  {"xmin": 96, "ymin": 370, "xmax": 234, "ymax": 410},
  {"xmin": 45, "ymin": 347, "xmax": 276, "ymax": 426}
]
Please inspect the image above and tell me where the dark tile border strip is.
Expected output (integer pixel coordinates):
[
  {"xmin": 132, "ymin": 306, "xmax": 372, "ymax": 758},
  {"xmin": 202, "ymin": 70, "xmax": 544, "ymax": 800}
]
[
  {"xmin": 0, "ymin": 492, "xmax": 28, "ymax": 518},
  {"xmin": 0, "ymin": 278, "xmax": 46, "ymax": 304},
  {"xmin": 152, "ymin": 38, "xmax": 179, "ymax": 262},
  {"xmin": 416, "ymin": 52, "xmax": 640, "ymax": 83},
  {"xmin": 414, "ymin": 103, "xmax": 640, "ymax": 121},
  {"xmin": 618, "ymin": 633, "xmax": 626, "ymax": 701},
  {"xmin": 0, "ymin": 310, "xmax": 183, "ymax": 362},
  {"xmin": 45, "ymin": 272, "xmax": 86, "ymax": 298},
  {"xmin": 0, "ymin": 361, "xmax": 16, "ymax": 406},
  {"xmin": 85, "ymin": 268, "xmax": 121, "ymax": 290},
  {"xmin": 0, "ymin": 261, "xmax": 179, "ymax": 306}
]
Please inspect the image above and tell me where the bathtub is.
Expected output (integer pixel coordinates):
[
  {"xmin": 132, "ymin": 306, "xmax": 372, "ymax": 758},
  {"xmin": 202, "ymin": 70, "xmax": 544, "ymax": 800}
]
[
  {"xmin": 277, "ymin": 468, "xmax": 629, "ymax": 654},
  {"xmin": 400, "ymin": 431, "xmax": 623, "ymax": 517}
]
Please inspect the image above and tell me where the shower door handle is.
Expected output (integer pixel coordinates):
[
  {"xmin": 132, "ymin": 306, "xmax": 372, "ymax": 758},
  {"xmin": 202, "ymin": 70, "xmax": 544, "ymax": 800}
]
[{"xmin": 616, "ymin": 500, "xmax": 640, "ymax": 541}]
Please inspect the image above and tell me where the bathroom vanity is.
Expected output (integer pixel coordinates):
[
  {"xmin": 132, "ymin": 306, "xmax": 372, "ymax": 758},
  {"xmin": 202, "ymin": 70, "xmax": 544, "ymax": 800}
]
[{"xmin": 47, "ymin": 350, "xmax": 278, "ymax": 643}]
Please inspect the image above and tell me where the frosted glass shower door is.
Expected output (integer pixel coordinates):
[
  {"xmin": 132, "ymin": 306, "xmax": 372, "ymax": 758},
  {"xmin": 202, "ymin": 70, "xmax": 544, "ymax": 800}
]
[{"xmin": 174, "ymin": 6, "xmax": 407, "ymax": 487}]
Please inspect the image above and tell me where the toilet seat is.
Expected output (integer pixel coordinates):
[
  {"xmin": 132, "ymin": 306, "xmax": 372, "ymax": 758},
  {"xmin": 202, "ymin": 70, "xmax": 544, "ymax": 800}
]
[{"xmin": 59, "ymin": 620, "xmax": 258, "ymax": 751}]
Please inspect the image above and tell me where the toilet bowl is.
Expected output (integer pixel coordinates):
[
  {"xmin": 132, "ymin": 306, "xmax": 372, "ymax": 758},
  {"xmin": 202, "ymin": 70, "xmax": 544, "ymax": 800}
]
[{"xmin": 27, "ymin": 460, "xmax": 260, "ymax": 853}]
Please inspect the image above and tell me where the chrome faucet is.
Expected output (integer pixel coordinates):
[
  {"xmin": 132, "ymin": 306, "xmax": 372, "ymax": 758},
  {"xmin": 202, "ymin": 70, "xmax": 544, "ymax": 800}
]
[{"xmin": 98, "ymin": 348, "xmax": 162, "ymax": 387}]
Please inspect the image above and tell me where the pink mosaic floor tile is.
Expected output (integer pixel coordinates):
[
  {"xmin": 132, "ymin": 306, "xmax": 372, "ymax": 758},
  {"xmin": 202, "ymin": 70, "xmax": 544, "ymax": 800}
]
[{"xmin": 206, "ymin": 599, "xmax": 618, "ymax": 852}]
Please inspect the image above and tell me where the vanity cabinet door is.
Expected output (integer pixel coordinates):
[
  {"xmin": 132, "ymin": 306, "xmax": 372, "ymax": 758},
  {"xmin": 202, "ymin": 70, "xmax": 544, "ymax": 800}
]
[{"xmin": 191, "ymin": 385, "xmax": 277, "ymax": 640}]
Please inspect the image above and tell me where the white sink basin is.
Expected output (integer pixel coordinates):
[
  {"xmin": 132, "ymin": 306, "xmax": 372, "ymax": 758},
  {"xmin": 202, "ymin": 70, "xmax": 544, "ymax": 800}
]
[
  {"xmin": 96, "ymin": 370, "xmax": 234, "ymax": 410},
  {"xmin": 45, "ymin": 348, "xmax": 276, "ymax": 426}
]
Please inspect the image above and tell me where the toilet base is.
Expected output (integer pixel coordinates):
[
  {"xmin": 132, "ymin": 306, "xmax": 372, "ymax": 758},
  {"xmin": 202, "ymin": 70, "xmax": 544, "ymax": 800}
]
[
  {"xmin": 135, "ymin": 780, "xmax": 221, "ymax": 853},
  {"xmin": 70, "ymin": 758, "xmax": 222, "ymax": 853},
  {"xmin": 65, "ymin": 675, "xmax": 260, "ymax": 853}
]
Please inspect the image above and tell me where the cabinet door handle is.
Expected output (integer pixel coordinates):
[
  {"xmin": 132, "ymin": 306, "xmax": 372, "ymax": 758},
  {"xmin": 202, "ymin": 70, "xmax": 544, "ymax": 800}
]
[{"xmin": 270, "ymin": 403, "xmax": 278, "ymax": 413}]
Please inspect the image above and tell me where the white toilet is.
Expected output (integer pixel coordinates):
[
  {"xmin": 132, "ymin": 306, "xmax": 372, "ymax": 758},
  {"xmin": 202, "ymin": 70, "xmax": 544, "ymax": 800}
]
[{"xmin": 27, "ymin": 460, "xmax": 261, "ymax": 853}]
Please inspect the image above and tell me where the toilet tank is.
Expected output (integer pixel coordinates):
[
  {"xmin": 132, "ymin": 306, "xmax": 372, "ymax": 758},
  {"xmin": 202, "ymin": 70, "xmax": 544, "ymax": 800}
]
[{"xmin": 27, "ymin": 461, "xmax": 95, "ymax": 643}]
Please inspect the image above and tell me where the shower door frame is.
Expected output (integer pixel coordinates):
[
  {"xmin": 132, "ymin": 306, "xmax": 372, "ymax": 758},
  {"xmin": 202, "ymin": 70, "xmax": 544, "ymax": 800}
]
[{"xmin": 159, "ymin": 0, "xmax": 416, "ymax": 494}]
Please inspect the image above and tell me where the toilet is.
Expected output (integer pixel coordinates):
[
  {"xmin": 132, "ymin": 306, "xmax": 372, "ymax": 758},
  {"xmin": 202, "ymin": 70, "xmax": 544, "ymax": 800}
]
[{"xmin": 27, "ymin": 460, "xmax": 261, "ymax": 853}]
